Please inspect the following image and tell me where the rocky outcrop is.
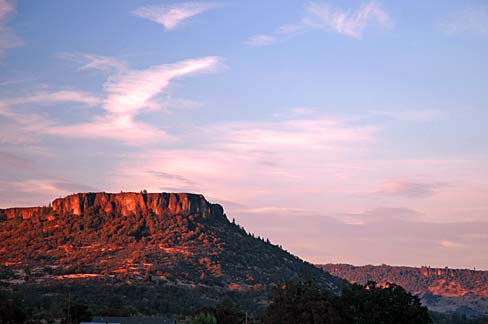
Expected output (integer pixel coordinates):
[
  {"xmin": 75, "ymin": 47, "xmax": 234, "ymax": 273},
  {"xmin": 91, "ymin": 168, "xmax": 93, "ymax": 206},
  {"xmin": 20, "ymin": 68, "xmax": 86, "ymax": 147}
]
[
  {"xmin": 51, "ymin": 192, "xmax": 223, "ymax": 218},
  {"xmin": 0, "ymin": 207, "xmax": 45, "ymax": 220},
  {"xmin": 1, "ymin": 192, "xmax": 224, "ymax": 220},
  {"xmin": 320, "ymin": 263, "xmax": 488, "ymax": 298}
]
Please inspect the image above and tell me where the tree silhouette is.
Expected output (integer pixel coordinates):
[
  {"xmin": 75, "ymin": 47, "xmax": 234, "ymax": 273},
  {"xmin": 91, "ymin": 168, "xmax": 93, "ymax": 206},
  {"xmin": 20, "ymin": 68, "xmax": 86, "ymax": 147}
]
[
  {"xmin": 191, "ymin": 312, "xmax": 217, "ymax": 324},
  {"xmin": 264, "ymin": 280, "xmax": 432, "ymax": 324}
]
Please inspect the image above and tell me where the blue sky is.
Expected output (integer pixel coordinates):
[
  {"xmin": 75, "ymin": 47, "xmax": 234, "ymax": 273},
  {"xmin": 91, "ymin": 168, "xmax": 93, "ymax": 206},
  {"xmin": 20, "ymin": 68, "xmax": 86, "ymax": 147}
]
[{"xmin": 1, "ymin": 0, "xmax": 488, "ymax": 269}]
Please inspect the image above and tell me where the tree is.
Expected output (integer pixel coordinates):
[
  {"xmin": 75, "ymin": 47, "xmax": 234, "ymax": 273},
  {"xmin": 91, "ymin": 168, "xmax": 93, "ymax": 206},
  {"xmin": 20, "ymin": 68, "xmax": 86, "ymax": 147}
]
[
  {"xmin": 62, "ymin": 303, "xmax": 91, "ymax": 324},
  {"xmin": 341, "ymin": 281, "xmax": 431, "ymax": 324},
  {"xmin": 191, "ymin": 313, "xmax": 217, "ymax": 324},
  {"xmin": 216, "ymin": 298, "xmax": 246, "ymax": 324},
  {"xmin": 264, "ymin": 280, "xmax": 342, "ymax": 324},
  {"xmin": 0, "ymin": 292, "xmax": 27, "ymax": 324},
  {"xmin": 264, "ymin": 280, "xmax": 432, "ymax": 324}
]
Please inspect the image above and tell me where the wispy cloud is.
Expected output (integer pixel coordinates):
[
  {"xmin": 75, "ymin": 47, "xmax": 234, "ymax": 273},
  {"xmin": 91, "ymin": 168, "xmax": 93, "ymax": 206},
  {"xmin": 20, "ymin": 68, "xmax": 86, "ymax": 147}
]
[
  {"xmin": 0, "ymin": 179, "xmax": 98, "ymax": 207},
  {"xmin": 0, "ymin": 151, "xmax": 31, "ymax": 169},
  {"xmin": 440, "ymin": 7, "xmax": 488, "ymax": 36},
  {"xmin": 0, "ymin": 90, "xmax": 101, "ymax": 107},
  {"xmin": 58, "ymin": 52, "xmax": 127, "ymax": 72},
  {"xmin": 0, "ymin": 0, "xmax": 23, "ymax": 59},
  {"xmin": 245, "ymin": 34, "xmax": 276, "ymax": 47},
  {"xmin": 0, "ymin": 89, "xmax": 101, "ymax": 146},
  {"xmin": 102, "ymin": 57, "xmax": 220, "ymax": 116},
  {"xmin": 0, "ymin": 107, "xmax": 54, "ymax": 146},
  {"xmin": 0, "ymin": 55, "xmax": 221, "ymax": 145},
  {"xmin": 303, "ymin": 1, "xmax": 392, "ymax": 38},
  {"xmin": 377, "ymin": 179, "xmax": 448, "ymax": 198},
  {"xmin": 0, "ymin": 89, "xmax": 100, "ymax": 146},
  {"xmin": 110, "ymin": 116, "xmax": 378, "ymax": 201},
  {"xmin": 439, "ymin": 240, "xmax": 465, "ymax": 249},
  {"xmin": 340, "ymin": 207, "xmax": 422, "ymax": 225},
  {"xmin": 48, "ymin": 56, "xmax": 222, "ymax": 145},
  {"xmin": 132, "ymin": 2, "xmax": 217, "ymax": 31},
  {"xmin": 369, "ymin": 109, "xmax": 446, "ymax": 123},
  {"xmin": 0, "ymin": 179, "xmax": 95, "ymax": 196},
  {"xmin": 246, "ymin": 1, "xmax": 392, "ymax": 46}
]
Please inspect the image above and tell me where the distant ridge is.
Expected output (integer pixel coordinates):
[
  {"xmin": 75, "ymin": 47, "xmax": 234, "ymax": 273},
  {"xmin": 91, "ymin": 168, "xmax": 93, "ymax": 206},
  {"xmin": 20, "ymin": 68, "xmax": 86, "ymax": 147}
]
[{"xmin": 320, "ymin": 263, "xmax": 488, "ymax": 317}]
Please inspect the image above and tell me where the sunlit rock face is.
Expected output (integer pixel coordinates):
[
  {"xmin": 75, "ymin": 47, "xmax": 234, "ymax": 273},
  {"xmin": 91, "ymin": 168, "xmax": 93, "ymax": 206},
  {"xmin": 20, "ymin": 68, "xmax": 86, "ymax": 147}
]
[
  {"xmin": 0, "ymin": 192, "xmax": 223, "ymax": 219},
  {"xmin": 0, "ymin": 192, "xmax": 223, "ymax": 220},
  {"xmin": 50, "ymin": 192, "xmax": 220, "ymax": 218},
  {"xmin": 1, "ymin": 207, "xmax": 44, "ymax": 220}
]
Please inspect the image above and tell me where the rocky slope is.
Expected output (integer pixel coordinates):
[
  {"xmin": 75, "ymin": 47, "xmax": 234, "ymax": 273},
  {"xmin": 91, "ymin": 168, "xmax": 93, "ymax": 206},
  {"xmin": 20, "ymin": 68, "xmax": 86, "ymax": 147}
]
[
  {"xmin": 0, "ymin": 192, "xmax": 344, "ymax": 292},
  {"xmin": 320, "ymin": 264, "xmax": 488, "ymax": 317}
]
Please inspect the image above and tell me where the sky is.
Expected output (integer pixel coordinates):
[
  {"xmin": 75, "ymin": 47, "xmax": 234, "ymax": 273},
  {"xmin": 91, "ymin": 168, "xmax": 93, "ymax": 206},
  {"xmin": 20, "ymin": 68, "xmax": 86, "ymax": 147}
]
[{"xmin": 1, "ymin": 0, "xmax": 488, "ymax": 269}]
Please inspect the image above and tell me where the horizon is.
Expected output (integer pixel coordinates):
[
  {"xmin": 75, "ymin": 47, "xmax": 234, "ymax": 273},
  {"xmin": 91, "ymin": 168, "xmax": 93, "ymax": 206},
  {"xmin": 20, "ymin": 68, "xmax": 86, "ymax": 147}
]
[{"xmin": 1, "ymin": 0, "xmax": 488, "ymax": 270}]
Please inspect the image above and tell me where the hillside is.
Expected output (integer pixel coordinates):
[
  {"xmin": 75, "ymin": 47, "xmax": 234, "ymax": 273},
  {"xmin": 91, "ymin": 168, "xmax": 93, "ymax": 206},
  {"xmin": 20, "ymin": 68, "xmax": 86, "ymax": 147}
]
[
  {"xmin": 320, "ymin": 264, "xmax": 488, "ymax": 317},
  {"xmin": 0, "ymin": 192, "xmax": 345, "ymax": 315}
]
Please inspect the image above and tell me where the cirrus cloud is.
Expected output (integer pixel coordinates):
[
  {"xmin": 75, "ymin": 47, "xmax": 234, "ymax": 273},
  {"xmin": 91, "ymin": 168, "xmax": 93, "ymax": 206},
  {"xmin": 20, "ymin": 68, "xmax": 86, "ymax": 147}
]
[
  {"xmin": 440, "ymin": 6, "xmax": 488, "ymax": 36},
  {"xmin": 377, "ymin": 179, "xmax": 448, "ymax": 198},
  {"xmin": 47, "ymin": 56, "xmax": 222, "ymax": 145},
  {"xmin": 303, "ymin": 1, "xmax": 392, "ymax": 38},
  {"xmin": 0, "ymin": 55, "xmax": 222, "ymax": 146},
  {"xmin": 0, "ymin": 0, "xmax": 23, "ymax": 60},
  {"xmin": 58, "ymin": 52, "xmax": 128, "ymax": 72},
  {"xmin": 0, "ymin": 90, "xmax": 101, "ymax": 107},
  {"xmin": 246, "ymin": 1, "xmax": 392, "ymax": 47},
  {"xmin": 132, "ymin": 2, "xmax": 218, "ymax": 31},
  {"xmin": 245, "ymin": 34, "xmax": 276, "ymax": 47}
]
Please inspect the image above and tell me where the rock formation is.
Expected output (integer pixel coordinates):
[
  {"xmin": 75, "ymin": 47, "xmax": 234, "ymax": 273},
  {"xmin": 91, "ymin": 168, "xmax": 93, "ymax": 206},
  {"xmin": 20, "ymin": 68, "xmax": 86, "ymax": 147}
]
[{"xmin": 0, "ymin": 192, "xmax": 345, "ymax": 294}]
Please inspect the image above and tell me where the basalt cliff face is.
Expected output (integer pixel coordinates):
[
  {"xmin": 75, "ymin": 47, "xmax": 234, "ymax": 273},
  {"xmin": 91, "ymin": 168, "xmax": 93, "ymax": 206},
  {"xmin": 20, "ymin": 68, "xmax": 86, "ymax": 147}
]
[
  {"xmin": 1, "ymin": 206, "xmax": 45, "ymax": 220},
  {"xmin": 0, "ymin": 192, "xmax": 344, "ymax": 294},
  {"xmin": 3, "ymin": 192, "xmax": 221, "ymax": 219}
]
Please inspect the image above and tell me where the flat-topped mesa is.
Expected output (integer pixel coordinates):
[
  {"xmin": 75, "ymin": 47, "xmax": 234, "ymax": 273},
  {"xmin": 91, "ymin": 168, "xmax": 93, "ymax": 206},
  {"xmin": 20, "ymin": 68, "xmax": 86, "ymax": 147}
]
[
  {"xmin": 52, "ymin": 192, "xmax": 224, "ymax": 218},
  {"xmin": 0, "ymin": 192, "xmax": 225, "ymax": 220}
]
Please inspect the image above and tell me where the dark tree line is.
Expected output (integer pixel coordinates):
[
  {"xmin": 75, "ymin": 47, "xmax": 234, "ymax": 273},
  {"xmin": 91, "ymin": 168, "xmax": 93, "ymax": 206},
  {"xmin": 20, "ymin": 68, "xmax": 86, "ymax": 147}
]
[
  {"xmin": 4, "ymin": 280, "xmax": 488, "ymax": 324},
  {"xmin": 191, "ymin": 298, "xmax": 252, "ymax": 324},
  {"xmin": 264, "ymin": 280, "xmax": 432, "ymax": 324},
  {"xmin": 0, "ymin": 291, "xmax": 91, "ymax": 324}
]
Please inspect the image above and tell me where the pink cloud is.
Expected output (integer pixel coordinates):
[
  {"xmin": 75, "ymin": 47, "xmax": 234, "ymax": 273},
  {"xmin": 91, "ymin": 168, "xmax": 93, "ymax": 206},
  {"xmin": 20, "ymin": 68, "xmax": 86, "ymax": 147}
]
[
  {"xmin": 108, "ymin": 116, "xmax": 378, "ymax": 204},
  {"xmin": 132, "ymin": 2, "xmax": 218, "ymax": 31},
  {"xmin": 0, "ymin": 151, "xmax": 31, "ymax": 169},
  {"xmin": 246, "ymin": 1, "xmax": 392, "ymax": 47},
  {"xmin": 0, "ymin": 179, "xmax": 97, "ymax": 208},
  {"xmin": 102, "ymin": 57, "xmax": 220, "ymax": 116},
  {"xmin": 0, "ymin": 0, "xmax": 23, "ymax": 60},
  {"xmin": 245, "ymin": 34, "xmax": 276, "ymax": 47},
  {"xmin": 1, "ymin": 56, "xmax": 221, "ymax": 146},
  {"xmin": 58, "ymin": 52, "xmax": 127, "ymax": 72},
  {"xmin": 0, "ymin": 89, "xmax": 101, "ymax": 145},
  {"xmin": 1, "ymin": 90, "xmax": 101, "ymax": 107},
  {"xmin": 49, "ymin": 56, "xmax": 221, "ymax": 145},
  {"xmin": 48, "ymin": 115, "xmax": 173, "ymax": 145},
  {"xmin": 377, "ymin": 179, "xmax": 448, "ymax": 197},
  {"xmin": 107, "ymin": 121, "xmax": 488, "ymax": 229},
  {"xmin": 304, "ymin": 1, "xmax": 392, "ymax": 38},
  {"xmin": 439, "ymin": 240, "xmax": 465, "ymax": 249}
]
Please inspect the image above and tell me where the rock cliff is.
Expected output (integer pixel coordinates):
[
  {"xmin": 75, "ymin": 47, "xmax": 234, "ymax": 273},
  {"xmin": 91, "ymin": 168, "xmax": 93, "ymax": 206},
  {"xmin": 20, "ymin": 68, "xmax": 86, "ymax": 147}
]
[
  {"xmin": 0, "ymin": 192, "xmax": 345, "ymax": 294},
  {"xmin": 1, "ymin": 192, "xmax": 224, "ymax": 220},
  {"xmin": 0, "ymin": 207, "xmax": 45, "ymax": 220},
  {"xmin": 51, "ymin": 192, "xmax": 223, "ymax": 218}
]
